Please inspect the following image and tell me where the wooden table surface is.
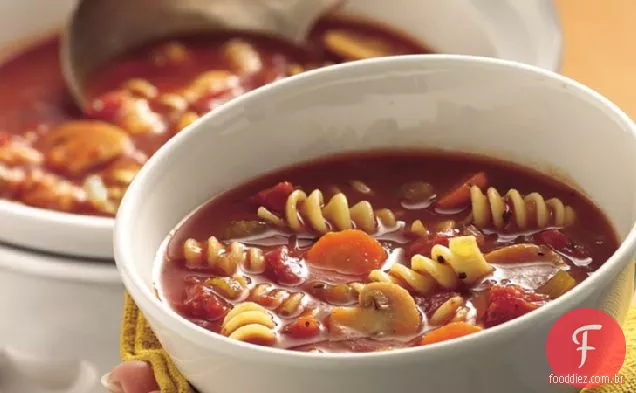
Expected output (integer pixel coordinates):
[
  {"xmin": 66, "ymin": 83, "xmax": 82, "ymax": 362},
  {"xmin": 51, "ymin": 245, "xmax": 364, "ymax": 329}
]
[
  {"xmin": 554, "ymin": 0, "xmax": 636, "ymax": 303},
  {"xmin": 556, "ymin": 0, "xmax": 636, "ymax": 117}
]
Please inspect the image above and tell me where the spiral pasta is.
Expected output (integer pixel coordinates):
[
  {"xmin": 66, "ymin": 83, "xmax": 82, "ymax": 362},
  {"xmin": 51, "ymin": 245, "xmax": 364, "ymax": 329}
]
[
  {"xmin": 470, "ymin": 186, "xmax": 575, "ymax": 230},
  {"xmin": 206, "ymin": 276, "xmax": 249, "ymax": 300},
  {"xmin": 250, "ymin": 283, "xmax": 306, "ymax": 317},
  {"xmin": 429, "ymin": 296, "xmax": 464, "ymax": 325},
  {"xmin": 182, "ymin": 236, "xmax": 264, "ymax": 275},
  {"xmin": 221, "ymin": 302, "xmax": 277, "ymax": 345},
  {"xmin": 257, "ymin": 189, "xmax": 395, "ymax": 234},
  {"xmin": 408, "ymin": 220, "xmax": 429, "ymax": 237},
  {"xmin": 368, "ymin": 264, "xmax": 435, "ymax": 295},
  {"xmin": 369, "ymin": 236, "xmax": 493, "ymax": 293}
]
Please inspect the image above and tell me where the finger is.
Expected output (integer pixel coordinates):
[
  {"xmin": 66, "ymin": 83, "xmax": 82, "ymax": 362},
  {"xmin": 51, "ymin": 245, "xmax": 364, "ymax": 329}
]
[{"xmin": 101, "ymin": 360, "xmax": 159, "ymax": 393}]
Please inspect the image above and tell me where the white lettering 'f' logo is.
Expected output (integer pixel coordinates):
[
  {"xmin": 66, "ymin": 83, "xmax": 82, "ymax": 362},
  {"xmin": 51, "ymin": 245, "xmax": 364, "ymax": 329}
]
[{"xmin": 572, "ymin": 324, "xmax": 602, "ymax": 368}]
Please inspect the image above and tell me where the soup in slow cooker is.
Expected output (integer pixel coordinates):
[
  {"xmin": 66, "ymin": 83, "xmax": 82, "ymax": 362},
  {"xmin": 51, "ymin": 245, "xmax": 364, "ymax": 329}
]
[{"xmin": 0, "ymin": 15, "xmax": 431, "ymax": 216}]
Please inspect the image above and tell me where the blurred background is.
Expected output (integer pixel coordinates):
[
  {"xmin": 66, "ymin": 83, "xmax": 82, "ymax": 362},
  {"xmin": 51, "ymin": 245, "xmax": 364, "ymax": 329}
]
[{"xmin": 556, "ymin": 0, "xmax": 636, "ymax": 119}]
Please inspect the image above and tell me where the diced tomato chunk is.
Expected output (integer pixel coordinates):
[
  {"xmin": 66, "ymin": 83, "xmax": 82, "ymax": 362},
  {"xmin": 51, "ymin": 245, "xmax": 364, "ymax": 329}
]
[
  {"xmin": 283, "ymin": 315, "xmax": 321, "ymax": 339},
  {"xmin": 483, "ymin": 284, "xmax": 547, "ymax": 328},
  {"xmin": 264, "ymin": 246, "xmax": 306, "ymax": 285},
  {"xmin": 178, "ymin": 283, "xmax": 230, "ymax": 321},
  {"xmin": 536, "ymin": 229, "xmax": 569, "ymax": 250},
  {"xmin": 0, "ymin": 131, "xmax": 10, "ymax": 146},
  {"xmin": 88, "ymin": 91, "xmax": 127, "ymax": 122},
  {"xmin": 253, "ymin": 181, "xmax": 294, "ymax": 214},
  {"xmin": 256, "ymin": 289, "xmax": 286, "ymax": 308},
  {"xmin": 407, "ymin": 235, "xmax": 450, "ymax": 259},
  {"xmin": 536, "ymin": 229, "xmax": 590, "ymax": 259}
]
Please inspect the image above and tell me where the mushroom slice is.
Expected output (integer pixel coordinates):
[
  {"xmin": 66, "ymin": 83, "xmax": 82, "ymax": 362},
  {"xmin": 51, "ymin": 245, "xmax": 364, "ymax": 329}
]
[
  {"xmin": 42, "ymin": 120, "xmax": 133, "ymax": 177},
  {"xmin": 328, "ymin": 282, "xmax": 421, "ymax": 336}
]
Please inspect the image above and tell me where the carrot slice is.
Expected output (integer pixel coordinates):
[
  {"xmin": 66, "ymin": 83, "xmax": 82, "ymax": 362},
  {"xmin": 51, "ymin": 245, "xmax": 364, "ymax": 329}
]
[
  {"xmin": 420, "ymin": 321, "xmax": 483, "ymax": 345},
  {"xmin": 436, "ymin": 172, "xmax": 488, "ymax": 209},
  {"xmin": 306, "ymin": 229, "xmax": 386, "ymax": 275},
  {"xmin": 283, "ymin": 314, "xmax": 321, "ymax": 339}
]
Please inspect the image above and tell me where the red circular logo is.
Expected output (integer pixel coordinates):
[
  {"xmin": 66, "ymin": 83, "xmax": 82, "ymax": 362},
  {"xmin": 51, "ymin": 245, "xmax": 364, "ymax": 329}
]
[{"xmin": 546, "ymin": 308, "xmax": 626, "ymax": 388}]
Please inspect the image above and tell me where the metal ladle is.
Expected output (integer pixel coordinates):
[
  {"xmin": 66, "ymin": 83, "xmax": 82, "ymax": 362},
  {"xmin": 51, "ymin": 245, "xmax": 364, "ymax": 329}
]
[{"xmin": 61, "ymin": 0, "xmax": 345, "ymax": 111}]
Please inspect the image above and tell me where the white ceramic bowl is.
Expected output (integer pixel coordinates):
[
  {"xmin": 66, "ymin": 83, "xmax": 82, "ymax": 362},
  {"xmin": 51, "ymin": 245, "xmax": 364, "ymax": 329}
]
[
  {"xmin": 0, "ymin": 0, "xmax": 562, "ymax": 259},
  {"xmin": 115, "ymin": 55, "xmax": 636, "ymax": 393}
]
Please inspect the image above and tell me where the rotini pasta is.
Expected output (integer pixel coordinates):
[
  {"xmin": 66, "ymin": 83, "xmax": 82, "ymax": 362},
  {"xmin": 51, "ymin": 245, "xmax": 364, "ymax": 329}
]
[
  {"xmin": 182, "ymin": 236, "xmax": 264, "ymax": 275},
  {"xmin": 206, "ymin": 276, "xmax": 249, "ymax": 300},
  {"xmin": 368, "ymin": 264, "xmax": 435, "ymax": 295},
  {"xmin": 426, "ymin": 236, "xmax": 493, "ymax": 285},
  {"xmin": 221, "ymin": 302, "xmax": 277, "ymax": 345},
  {"xmin": 429, "ymin": 296, "xmax": 464, "ymax": 325},
  {"xmin": 258, "ymin": 189, "xmax": 395, "ymax": 234},
  {"xmin": 435, "ymin": 220, "xmax": 456, "ymax": 232},
  {"xmin": 375, "ymin": 208, "xmax": 397, "ymax": 228},
  {"xmin": 250, "ymin": 283, "xmax": 306, "ymax": 317},
  {"xmin": 152, "ymin": 41, "xmax": 190, "ymax": 65},
  {"xmin": 408, "ymin": 220, "xmax": 429, "ymax": 237},
  {"xmin": 124, "ymin": 78, "xmax": 158, "ymax": 99},
  {"xmin": 223, "ymin": 39, "xmax": 262, "ymax": 75},
  {"xmin": 470, "ymin": 186, "xmax": 575, "ymax": 230},
  {"xmin": 369, "ymin": 236, "xmax": 493, "ymax": 293},
  {"xmin": 309, "ymin": 282, "xmax": 360, "ymax": 305}
]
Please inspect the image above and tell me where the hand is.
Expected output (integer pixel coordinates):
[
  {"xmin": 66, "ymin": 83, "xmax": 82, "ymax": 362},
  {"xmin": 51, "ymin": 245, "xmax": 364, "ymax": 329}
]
[{"xmin": 101, "ymin": 361, "xmax": 160, "ymax": 393}]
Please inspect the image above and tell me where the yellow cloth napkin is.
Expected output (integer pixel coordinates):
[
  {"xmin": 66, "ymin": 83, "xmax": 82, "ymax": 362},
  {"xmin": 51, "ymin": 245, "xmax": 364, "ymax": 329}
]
[
  {"xmin": 121, "ymin": 292, "xmax": 636, "ymax": 393},
  {"xmin": 121, "ymin": 293, "xmax": 191, "ymax": 393}
]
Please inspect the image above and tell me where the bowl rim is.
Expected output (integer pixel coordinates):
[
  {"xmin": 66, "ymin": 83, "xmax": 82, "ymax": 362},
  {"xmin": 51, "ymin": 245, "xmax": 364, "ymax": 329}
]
[
  {"xmin": 114, "ymin": 54, "xmax": 636, "ymax": 365},
  {"xmin": 0, "ymin": 199, "xmax": 113, "ymax": 229},
  {"xmin": 0, "ymin": 199, "xmax": 114, "ymax": 258}
]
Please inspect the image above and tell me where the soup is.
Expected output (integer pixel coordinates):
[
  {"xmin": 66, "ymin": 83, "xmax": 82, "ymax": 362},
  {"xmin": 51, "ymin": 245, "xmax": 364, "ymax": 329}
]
[
  {"xmin": 159, "ymin": 150, "xmax": 618, "ymax": 353},
  {"xmin": 0, "ymin": 16, "xmax": 431, "ymax": 216}
]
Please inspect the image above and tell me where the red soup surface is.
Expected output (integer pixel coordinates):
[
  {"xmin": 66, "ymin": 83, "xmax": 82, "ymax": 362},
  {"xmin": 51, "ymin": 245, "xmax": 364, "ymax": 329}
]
[
  {"xmin": 0, "ymin": 15, "xmax": 430, "ymax": 216},
  {"xmin": 159, "ymin": 150, "xmax": 618, "ymax": 352}
]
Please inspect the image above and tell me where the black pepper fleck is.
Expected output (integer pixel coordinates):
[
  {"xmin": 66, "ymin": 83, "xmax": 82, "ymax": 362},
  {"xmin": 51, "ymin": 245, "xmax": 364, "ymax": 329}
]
[
  {"xmin": 538, "ymin": 252, "xmax": 545, "ymax": 257},
  {"xmin": 458, "ymin": 272, "xmax": 467, "ymax": 280},
  {"xmin": 436, "ymin": 256, "xmax": 445, "ymax": 263}
]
